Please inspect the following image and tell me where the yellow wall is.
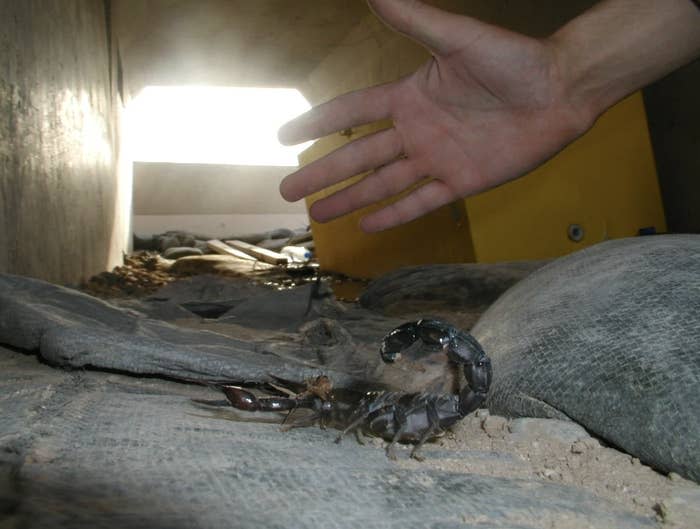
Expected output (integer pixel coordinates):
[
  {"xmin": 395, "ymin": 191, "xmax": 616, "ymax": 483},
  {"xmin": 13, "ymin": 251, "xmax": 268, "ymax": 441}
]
[{"xmin": 466, "ymin": 92, "xmax": 665, "ymax": 262}]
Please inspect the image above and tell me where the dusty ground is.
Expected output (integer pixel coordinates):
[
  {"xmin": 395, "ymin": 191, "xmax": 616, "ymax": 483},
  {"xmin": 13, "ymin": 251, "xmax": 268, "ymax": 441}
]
[
  {"xmin": 73, "ymin": 254, "xmax": 700, "ymax": 528},
  {"xmin": 424, "ymin": 415, "xmax": 689, "ymax": 520},
  {"xmin": 195, "ymin": 398, "xmax": 699, "ymax": 528}
]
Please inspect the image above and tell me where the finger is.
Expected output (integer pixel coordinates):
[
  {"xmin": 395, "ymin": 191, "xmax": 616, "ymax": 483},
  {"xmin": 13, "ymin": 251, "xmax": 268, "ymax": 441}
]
[
  {"xmin": 359, "ymin": 179, "xmax": 456, "ymax": 232},
  {"xmin": 279, "ymin": 127, "xmax": 404, "ymax": 202},
  {"xmin": 278, "ymin": 83, "xmax": 394, "ymax": 145},
  {"xmin": 309, "ymin": 158, "xmax": 424, "ymax": 223},
  {"xmin": 367, "ymin": 0, "xmax": 474, "ymax": 55}
]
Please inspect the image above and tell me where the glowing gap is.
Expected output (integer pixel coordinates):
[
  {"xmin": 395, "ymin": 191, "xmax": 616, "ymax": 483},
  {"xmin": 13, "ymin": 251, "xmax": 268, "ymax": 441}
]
[{"xmin": 125, "ymin": 86, "xmax": 312, "ymax": 166}]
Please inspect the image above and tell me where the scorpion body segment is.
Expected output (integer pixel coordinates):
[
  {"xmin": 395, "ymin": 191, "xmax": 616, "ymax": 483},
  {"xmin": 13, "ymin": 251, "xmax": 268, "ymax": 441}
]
[
  {"xmin": 221, "ymin": 320, "xmax": 491, "ymax": 459},
  {"xmin": 380, "ymin": 319, "xmax": 492, "ymax": 417}
]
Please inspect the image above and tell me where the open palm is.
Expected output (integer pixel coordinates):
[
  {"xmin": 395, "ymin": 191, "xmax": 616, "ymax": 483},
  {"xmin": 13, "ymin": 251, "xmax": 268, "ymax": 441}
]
[{"xmin": 278, "ymin": 0, "xmax": 592, "ymax": 232}]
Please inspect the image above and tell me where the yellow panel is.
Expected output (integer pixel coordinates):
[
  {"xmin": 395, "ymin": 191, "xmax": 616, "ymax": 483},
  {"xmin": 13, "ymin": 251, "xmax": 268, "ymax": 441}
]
[
  {"xmin": 299, "ymin": 91, "xmax": 665, "ymax": 276},
  {"xmin": 465, "ymin": 91, "xmax": 666, "ymax": 262},
  {"xmin": 299, "ymin": 121, "xmax": 476, "ymax": 279}
]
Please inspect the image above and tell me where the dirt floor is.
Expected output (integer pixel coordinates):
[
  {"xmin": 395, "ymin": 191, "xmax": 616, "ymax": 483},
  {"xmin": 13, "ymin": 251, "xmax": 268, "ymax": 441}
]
[
  {"xmin": 61, "ymin": 253, "xmax": 700, "ymax": 528},
  {"xmin": 185, "ymin": 387, "xmax": 700, "ymax": 527},
  {"xmin": 402, "ymin": 413, "xmax": 695, "ymax": 524}
]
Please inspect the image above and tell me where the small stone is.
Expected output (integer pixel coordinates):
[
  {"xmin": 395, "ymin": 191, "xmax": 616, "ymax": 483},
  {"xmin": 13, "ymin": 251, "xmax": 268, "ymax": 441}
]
[
  {"xmin": 156, "ymin": 231, "xmax": 197, "ymax": 251},
  {"xmin": 632, "ymin": 496, "xmax": 650, "ymax": 507},
  {"xmin": 661, "ymin": 485, "xmax": 700, "ymax": 526},
  {"xmin": 652, "ymin": 502, "xmax": 668, "ymax": 521},
  {"xmin": 163, "ymin": 247, "xmax": 203, "ymax": 259},
  {"xmin": 570, "ymin": 440, "xmax": 587, "ymax": 454},
  {"xmin": 537, "ymin": 468, "xmax": 559, "ymax": 480},
  {"xmin": 482, "ymin": 416, "xmax": 508, "ymax": 438},
  {"xmin": 474, "ymin": 408, "xmax": 490, "ymax": 419}
]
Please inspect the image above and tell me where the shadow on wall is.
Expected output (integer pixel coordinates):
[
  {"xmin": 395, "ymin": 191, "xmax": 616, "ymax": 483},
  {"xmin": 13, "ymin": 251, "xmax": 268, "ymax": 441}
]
[{"xmin": 644, "ymin": 59, "xmax": 700, "ymax": 234}]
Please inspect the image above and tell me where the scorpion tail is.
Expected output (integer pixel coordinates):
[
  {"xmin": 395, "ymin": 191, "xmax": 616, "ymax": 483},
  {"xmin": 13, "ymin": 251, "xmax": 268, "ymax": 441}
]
[{"xmin": 380, "ymin": 321, "xmax": 423, "ymax": 363}]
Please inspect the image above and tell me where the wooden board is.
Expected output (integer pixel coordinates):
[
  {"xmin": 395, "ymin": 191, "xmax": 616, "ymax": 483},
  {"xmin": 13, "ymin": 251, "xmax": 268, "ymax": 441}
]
[
  {"xmin": 206, "ymin": 239, "xmax": 256, "ymax": 261},
  {"xmin": 225, "ymin": 239, "xmax": 289, "ymax": 265}
]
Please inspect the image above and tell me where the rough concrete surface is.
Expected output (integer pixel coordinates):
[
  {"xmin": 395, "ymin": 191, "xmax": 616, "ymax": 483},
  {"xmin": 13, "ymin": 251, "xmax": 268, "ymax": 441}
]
[
  {"xmin": 473, "ymin": 235, "xmax": 700, "ymax": 482},
  {"xmin": 4, "ymin": 348, "xmax": 696, "ymax": 529},
  {"xmin": 2, "ymin": 236, "xmax": 700, "ymax": 527}
]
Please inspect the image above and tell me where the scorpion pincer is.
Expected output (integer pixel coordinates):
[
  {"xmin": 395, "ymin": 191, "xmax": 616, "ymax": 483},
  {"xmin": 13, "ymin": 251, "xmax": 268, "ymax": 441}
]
[{"xmin": 221, "ymin": 319, "xmax": 492, "ymax": 460}]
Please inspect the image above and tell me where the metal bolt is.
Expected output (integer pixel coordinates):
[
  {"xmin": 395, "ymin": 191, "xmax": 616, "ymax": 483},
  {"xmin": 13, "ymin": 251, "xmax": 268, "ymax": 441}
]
[{"xmin": 567, "ymin": 223, "xmax": 584, "ymax": 242}]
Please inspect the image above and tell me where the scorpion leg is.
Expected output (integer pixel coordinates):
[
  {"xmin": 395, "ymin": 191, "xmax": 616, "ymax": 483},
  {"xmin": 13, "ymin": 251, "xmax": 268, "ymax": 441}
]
[
  {"xmin": 279, "ymin": 406, "xmax": 319, "ymax": 431},
  {"xmin": 385, "ymin": 395, "xmax": 439, "ymax": 460},
  {"xmin": 334, "ymin": 404, "xmax": 374, "ymax": 444},
  {"xmin": 409, "ymin": 400, "xmax": 442, "ymax": 461},
  {"xmin": 384, "ymin": 395, "xmax": 427, "ymax": 459},
  {"xmin": 385, "ymin": 406, "xmax": 410, "ymax": 461},
  {"xmin": 335, "ymin": 392, "xmax": 396, "ymax": 444},
  {"xmin": 354, "ymin": 428, "xmax": 368, "ymax": 445}
]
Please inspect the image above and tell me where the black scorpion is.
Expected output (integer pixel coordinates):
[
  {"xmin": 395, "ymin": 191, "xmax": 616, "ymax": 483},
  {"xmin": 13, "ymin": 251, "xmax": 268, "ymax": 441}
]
[{"xmin": 222, "ymin": 319, "xmax": 492, "ymax": 459}]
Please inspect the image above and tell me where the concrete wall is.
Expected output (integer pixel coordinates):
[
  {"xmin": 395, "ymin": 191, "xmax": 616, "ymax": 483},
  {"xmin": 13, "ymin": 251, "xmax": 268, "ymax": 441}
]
[
  {"xmin": 0, "ymin": 0, "xmax": 127, "ymax": 285},
  {"xmin": 112, "ymin": 0, "xmax": 368, "ymax": 96},
  {"xmin": 132, "ymin": 162, "xmax": 308, "ymax": 237}
]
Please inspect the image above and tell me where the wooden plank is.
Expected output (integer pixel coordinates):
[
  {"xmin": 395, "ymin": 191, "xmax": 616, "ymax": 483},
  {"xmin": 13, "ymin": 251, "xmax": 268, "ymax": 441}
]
[
  {"xmin": 225, "ymin": 239, "xmax": 289, "ymax": 265},
  {"xmin": 206, "ymin": 239, "xmax": 256, "ymax": 261}
]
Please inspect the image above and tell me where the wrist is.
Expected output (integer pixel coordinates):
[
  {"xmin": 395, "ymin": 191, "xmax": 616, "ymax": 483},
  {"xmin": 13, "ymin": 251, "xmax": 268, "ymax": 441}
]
[
  {"xmin": 545, "ymin": 30, "xmax": 612, "ymax": 130},
  {"xmin": 546, "ymin": 0, "xmax": 700, "ymax": 127},
  {"xmin": 539, "ymin": 35, "xmax": 601, "ymax": 141}
]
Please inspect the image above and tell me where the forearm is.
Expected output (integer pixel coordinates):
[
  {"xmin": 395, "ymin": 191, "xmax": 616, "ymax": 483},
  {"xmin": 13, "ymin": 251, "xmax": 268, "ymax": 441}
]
[{"xmin": 550, "ymin": 0, "xmax": 700, "ymax": 122}]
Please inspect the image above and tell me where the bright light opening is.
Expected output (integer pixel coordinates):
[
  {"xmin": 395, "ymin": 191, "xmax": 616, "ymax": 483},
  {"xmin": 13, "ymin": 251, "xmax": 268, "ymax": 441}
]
[{"xmin": 125, "ymin": 86, "xmax": 312, "ymax": 166}]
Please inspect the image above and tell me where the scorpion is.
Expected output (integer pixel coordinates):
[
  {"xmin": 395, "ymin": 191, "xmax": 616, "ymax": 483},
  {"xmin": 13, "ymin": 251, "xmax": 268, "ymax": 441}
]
[{"xmin": 220, "ymin": 319, "xmax": 492, "ymax": 460}]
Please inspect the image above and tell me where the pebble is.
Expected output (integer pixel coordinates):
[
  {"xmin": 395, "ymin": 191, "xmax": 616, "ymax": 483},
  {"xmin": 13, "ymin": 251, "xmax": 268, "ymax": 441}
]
[
  {"xmin": 481, "ymin": 416, "xmax": 509, "ymax": 438},
  {"xmin": 571, "ymin": 438, "xmax": 600, "ymax": 454},
  {"xmin": 163, "ymin": 247, "xmax": 204, "ymax": 260},
  {"xmin": 660, "ymin": 485, "xmax": 700, "ymax": 527},
  {"xmin": 474, "ymin": 408, "xmax": 490, "ymax": 419},
  {"xmin": 156, "ymin": 232, "xmax": 197, "ymax": 251}
]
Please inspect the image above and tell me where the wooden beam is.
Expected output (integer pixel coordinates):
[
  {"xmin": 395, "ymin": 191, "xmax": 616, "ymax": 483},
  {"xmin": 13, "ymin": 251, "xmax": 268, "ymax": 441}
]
[
  {"xmin": 206, "ymin": 239, "xmax": 256, "ymax": 261},
  {"xmin": 225, "ymin": 239, "xmax": 289, "ymax": 265}
]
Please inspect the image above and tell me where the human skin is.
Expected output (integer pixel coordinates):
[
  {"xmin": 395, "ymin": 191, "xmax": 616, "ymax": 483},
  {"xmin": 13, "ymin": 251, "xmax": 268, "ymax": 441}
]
[{"xmin": 278, "ymin": 0, "xmax": 700, "ymax": 232}]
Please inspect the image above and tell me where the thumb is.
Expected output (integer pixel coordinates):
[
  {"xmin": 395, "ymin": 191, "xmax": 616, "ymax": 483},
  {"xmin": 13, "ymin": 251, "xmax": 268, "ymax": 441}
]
[{"xmin": 367, "ymin": 0, "xmax": 473, "ymax": 55}]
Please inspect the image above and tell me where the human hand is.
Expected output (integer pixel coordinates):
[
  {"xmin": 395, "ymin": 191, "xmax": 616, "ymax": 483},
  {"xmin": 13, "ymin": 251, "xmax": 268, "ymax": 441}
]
[{"xmin": 278, "ymin": 0, "xmax": 592, "ymax": 232}]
